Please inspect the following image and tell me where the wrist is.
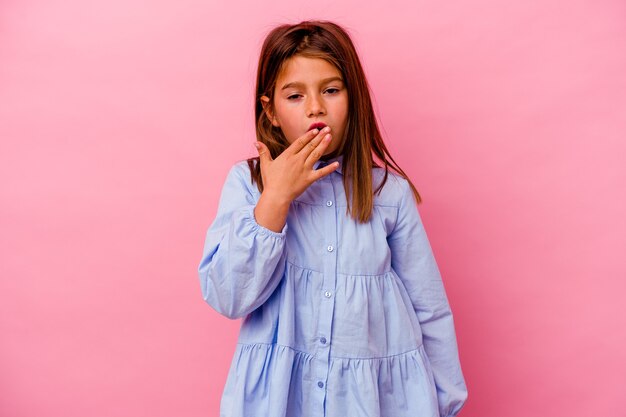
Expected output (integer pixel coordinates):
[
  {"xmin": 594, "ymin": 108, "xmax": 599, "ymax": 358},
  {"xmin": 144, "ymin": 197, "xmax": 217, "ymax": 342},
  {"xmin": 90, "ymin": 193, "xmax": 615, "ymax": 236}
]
[
  {"xmin": 261, "ymin": 188, "xmax": 292, "ymax": 208},
  {"xmin": 253, "ymin": 190, "xmax": 291, "ymax": 234}
]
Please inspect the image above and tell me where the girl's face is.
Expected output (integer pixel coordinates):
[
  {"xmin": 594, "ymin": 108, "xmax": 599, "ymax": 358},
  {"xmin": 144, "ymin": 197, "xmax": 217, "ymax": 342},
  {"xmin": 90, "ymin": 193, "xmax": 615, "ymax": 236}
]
[{"xmin": 261, "ymin": 56, "xmax": 349, "ymax": 157}]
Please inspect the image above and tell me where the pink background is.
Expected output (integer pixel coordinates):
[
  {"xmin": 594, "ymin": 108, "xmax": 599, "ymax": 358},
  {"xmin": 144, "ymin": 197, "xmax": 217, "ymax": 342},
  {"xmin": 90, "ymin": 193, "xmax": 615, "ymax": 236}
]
[{"xmin": 1, "ymin": 1, "xmax": 625, "ymax": 416}]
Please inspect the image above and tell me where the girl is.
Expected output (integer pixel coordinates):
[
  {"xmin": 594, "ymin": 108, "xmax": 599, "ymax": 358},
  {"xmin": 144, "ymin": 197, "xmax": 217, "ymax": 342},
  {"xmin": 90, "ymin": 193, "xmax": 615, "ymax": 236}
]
[{"xmin": 198, "ymin": 20, "xmax": 468, "ymax": 417}]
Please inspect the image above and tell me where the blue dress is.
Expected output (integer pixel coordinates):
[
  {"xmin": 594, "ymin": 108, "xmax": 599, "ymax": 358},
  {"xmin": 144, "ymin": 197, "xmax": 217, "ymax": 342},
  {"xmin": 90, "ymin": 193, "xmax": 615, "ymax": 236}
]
[{"xmin": 198, "ymin": 154, "xmax": 468, "ymax": 417}]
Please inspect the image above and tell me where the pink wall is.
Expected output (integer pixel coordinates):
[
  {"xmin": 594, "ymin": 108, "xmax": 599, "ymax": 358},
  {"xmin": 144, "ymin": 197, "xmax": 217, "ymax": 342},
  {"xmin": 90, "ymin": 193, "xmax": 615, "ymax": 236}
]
[{"xmin": 1, "ymin": 1, "xmax": 625, "ymax": 416}]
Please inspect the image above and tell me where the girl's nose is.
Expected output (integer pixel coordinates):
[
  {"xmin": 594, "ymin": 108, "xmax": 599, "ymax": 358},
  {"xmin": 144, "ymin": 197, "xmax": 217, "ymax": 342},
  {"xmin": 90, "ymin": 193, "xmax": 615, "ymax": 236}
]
[{"xmin": 307, "ymin": 95, "xmax": 326, "ymax": 116}]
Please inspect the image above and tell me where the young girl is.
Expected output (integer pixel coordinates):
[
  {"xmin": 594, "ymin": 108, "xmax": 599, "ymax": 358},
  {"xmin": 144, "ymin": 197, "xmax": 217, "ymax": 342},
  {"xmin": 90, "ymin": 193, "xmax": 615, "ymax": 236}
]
[{"xmin": 198, "ymin": 20, "xmax": 468, "ymax": 417}]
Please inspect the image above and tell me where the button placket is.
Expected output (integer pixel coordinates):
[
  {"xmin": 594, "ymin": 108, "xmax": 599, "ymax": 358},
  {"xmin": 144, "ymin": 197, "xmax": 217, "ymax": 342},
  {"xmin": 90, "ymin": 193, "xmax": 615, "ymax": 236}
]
[{"xmin": 313, "ymin": 173, "xmax": 338, "ymax": 409}]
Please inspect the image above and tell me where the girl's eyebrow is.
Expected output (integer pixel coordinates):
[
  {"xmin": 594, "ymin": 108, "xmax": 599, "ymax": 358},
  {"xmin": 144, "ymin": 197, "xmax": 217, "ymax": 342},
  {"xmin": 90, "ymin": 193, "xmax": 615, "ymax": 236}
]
[{"xmin": 281, "ymin": 76, "xmax": 343, "ymax": 90}]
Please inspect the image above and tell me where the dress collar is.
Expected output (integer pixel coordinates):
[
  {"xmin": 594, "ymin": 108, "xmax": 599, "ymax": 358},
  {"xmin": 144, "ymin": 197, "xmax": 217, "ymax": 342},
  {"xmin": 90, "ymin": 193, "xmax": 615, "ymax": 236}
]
[{"xmin": 313, "ymin": 153, "xmax": 344, "ymax": 175}]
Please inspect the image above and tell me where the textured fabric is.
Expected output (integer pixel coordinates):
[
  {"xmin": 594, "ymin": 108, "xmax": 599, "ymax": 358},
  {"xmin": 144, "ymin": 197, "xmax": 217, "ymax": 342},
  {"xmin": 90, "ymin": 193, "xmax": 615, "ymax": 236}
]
[{"xmin": 198, "ymin": 154, "xmax": 468, "ymax": 417}]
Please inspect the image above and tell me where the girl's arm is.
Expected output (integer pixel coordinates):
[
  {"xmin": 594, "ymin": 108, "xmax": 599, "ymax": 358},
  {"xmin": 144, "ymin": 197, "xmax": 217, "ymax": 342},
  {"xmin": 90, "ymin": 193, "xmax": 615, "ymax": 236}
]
[
  {"xmin": 387, "ymin": 177, "xmax": 469, "ymax": 417},
  {"xmin": 197, "ymin": 162, "xmax": 288, "ymax": 320}
]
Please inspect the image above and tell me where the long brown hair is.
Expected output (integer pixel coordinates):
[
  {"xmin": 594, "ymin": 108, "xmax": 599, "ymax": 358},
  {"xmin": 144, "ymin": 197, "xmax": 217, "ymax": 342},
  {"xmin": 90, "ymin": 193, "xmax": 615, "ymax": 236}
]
[{"xmin": 246, "ymin": 19, "xmax": 422, "ymax": 223}]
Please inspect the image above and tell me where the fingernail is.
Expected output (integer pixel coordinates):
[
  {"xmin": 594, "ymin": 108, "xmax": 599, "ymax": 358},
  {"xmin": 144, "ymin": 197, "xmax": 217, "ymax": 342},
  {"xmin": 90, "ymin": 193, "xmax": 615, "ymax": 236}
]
[{"xmin": 254, "ymin": 142, "xmax": 260, "ymax": 149}]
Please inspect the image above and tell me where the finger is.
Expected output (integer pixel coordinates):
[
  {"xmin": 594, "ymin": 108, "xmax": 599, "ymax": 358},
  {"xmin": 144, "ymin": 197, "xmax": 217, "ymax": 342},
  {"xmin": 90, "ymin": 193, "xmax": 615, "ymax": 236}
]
[
  {"xmin": 298, "ymin": 126, "xmax": 331, "ymax": 159},
  {"xmin": 312, "ymin": 160, "xmax": 340, "ymax": 180},
  {"xmin": 289, "ymin": 127, "xmax": 328, "ymax": 155},
  {"xmin": 303, "ymin": 131, "xmax": 333, "ymax": 166},
  {"xmin": 255, "ymin": 141, "xmax": 272, "ymax": 163}
]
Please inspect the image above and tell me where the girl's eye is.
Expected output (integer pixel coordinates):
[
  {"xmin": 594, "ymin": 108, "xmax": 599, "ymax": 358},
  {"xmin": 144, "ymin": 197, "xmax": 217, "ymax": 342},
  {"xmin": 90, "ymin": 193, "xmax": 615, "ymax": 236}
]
[{"xmin": 287, "ymin": 88, "xmax": 341, "ymax": 100}]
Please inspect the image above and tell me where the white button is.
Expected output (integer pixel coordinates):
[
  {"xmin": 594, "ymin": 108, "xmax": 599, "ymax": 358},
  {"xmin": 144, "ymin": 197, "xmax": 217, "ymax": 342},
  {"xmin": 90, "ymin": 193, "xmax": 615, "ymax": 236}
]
[
  {"xmin": 324, "ymin": 291, "xmax": 332, "ymax": 298},
  {"xmin": 326, "ymin": 200, "xmax": 333, "ymax": 206},
  {"xmin": 327, "ymin": 245, "xmax": 333, "ymax": 252}
]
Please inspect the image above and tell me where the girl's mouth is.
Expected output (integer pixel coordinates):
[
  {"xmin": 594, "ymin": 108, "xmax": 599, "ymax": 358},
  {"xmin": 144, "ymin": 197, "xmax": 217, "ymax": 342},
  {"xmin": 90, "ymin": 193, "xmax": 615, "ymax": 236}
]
[{"xmin": 309, "ymin": 122, "xmax": 327, "ymax": 131}]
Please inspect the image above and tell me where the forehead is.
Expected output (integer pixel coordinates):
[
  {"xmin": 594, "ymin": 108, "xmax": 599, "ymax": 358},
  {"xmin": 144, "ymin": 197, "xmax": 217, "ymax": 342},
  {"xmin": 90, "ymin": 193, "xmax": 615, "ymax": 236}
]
[{"xmin": 277, "ymin": 56, "xmax": 341, "ymax": 84}]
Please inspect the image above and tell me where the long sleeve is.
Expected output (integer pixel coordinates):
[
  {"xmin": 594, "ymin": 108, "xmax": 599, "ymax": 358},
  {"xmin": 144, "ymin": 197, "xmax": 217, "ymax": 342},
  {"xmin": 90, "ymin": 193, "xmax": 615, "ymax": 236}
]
[
  {"xmin": 197, "ymin": 162, "xmax": 289, "ymax": 320},
  {"xmin": 387, "ymin": 177, "xmax": 468, "ymax": 417}
]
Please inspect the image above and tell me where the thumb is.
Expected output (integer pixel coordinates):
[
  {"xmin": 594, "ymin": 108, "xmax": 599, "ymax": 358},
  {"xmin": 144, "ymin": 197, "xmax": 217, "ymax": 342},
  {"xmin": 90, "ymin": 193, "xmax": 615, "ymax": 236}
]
[{"xmin": 254, "ymin": 141, "xmax": 272, "ymax": 162}]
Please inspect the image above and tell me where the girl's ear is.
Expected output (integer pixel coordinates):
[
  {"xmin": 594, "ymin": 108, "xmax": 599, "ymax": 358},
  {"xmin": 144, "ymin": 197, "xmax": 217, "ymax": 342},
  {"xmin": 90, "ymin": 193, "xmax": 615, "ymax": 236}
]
[{"xmin": 261, "ymin": 95, "xmax": 280, "ymax": 127}]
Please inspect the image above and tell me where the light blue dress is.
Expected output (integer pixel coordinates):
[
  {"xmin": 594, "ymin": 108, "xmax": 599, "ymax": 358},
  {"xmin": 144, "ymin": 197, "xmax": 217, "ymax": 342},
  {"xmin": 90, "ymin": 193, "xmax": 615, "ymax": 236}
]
[{"xmin": 198, "ymin": 153, "xmax": 468, "ymax": 417}]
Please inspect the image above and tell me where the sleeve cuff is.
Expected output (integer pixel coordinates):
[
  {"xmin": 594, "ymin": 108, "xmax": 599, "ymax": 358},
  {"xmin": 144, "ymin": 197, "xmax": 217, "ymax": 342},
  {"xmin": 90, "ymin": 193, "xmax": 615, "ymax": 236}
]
[{"xmin": 243, "ymin": 205, "xmax": 288, "ymax": 238}]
